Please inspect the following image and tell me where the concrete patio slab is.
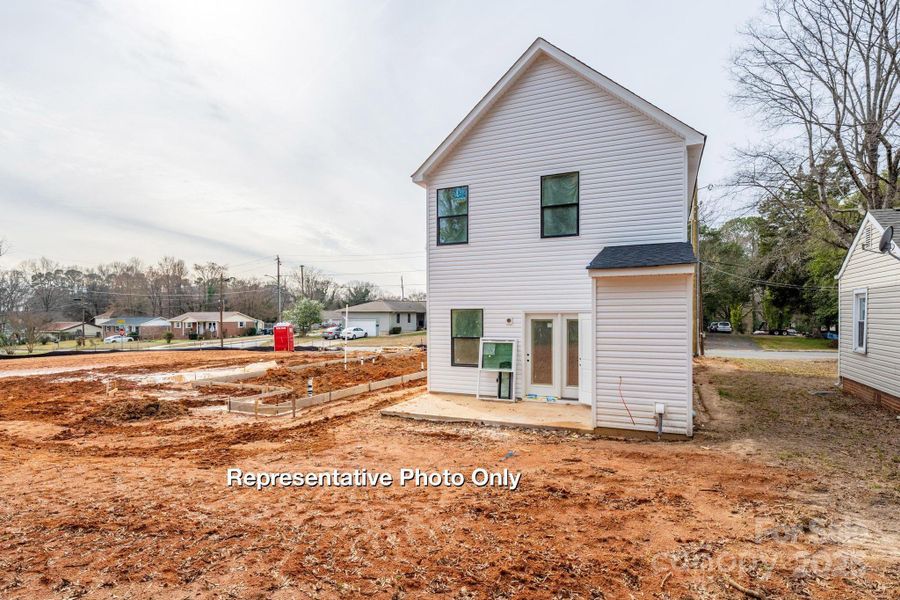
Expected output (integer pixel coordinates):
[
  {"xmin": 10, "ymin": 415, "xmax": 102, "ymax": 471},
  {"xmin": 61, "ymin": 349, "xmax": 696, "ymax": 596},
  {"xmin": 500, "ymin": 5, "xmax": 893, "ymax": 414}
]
[{"xmin": 381, "ymin": 392, "xmax": 593, "ymax": 432}]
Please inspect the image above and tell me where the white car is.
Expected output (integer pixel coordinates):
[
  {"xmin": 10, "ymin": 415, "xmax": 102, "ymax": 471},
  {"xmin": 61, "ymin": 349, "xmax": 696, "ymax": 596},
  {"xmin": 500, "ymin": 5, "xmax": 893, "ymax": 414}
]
[
  {"xmin": 341, "ymin": 327, "xmax": 368, "ymax": 340},
  {"xmin": 715, "ymin": 321, "xmax": 733, "ymax": 333},
  {"xmin": 103, "ymin": 335, "xmax": 133, "ymax": 343}
]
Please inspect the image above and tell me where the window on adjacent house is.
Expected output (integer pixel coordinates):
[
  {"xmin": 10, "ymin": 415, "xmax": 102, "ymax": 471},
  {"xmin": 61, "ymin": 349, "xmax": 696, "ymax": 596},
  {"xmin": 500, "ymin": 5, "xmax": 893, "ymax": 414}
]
[
  {"xmin": 238, "ymin": 321, "xmax": 245, "ymax": 327},
  {"xmin": 175, "ymin": 322, "xmax": 181, "ymax": 329},
  {"xmin": 396, "ymin": 314, "xmax": 400, "ymax": 324},
  {"xmin": 853, "ymin": 289, "xmax": 867, "ymax": 353},
  {"xmin": 451, "ymin": 309, "xmax": 482, "ymax": 367},
  {"xmin": 407, "ymin": 313, "xmax": 411, "ymax": 323},
  {"xmin": 541, "ymin": 172, "xmax": 579, "ymax": 237},
  {"xmin": 437, "ymin": 185, "xmax": 468, "ymax": 245}
]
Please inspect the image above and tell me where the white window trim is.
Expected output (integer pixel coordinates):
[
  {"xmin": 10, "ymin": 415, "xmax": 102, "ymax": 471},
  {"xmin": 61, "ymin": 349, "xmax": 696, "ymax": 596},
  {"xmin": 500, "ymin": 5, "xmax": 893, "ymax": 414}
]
[
  {"xmin": 852, "ymin": 288, "xmax": 868, "ymax": 354},
  {"xmin": 238, "ymin": 321, "xmax": 245, "ymax": 327}
]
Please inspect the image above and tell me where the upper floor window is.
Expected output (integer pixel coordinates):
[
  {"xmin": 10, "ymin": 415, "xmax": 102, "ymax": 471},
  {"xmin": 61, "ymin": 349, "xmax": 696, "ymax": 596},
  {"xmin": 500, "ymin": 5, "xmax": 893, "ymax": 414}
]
[
  {"xmin": 437, "ymin": 186, "xmax": 468, "ymax": 245},
  {"xmin": 541, "ymin": 172, "xmax": 579, "ymax": 237}
]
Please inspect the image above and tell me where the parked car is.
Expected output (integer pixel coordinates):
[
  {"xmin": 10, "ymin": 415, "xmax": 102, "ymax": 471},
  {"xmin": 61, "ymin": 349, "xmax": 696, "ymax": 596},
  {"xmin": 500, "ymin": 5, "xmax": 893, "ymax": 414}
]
[
  {"xmin": 322, "ymin": 326, "xmax": 343, "ymax": 340},
  {"xmin": 341, "ymin": 327, "xmax": 368, "ymax": 340},
  {"xmin": 715, "ymin": 321, "xmax": 733, "ymax": 333},
  {"xmin": 103, "ymin": 335, "xmax": 133, "ymax": 343}
]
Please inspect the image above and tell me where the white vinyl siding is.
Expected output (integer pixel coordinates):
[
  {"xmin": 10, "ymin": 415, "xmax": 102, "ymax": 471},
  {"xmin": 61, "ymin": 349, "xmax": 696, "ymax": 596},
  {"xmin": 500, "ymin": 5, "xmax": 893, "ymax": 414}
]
[
  {"xmin": 425, "ymin": 54, "xmax": 689, "ymax": 400},
  {"xmin": 839, "ymin": 220, "xmax": 900, "ymax": 398},
  {"xmin": 594, "ymin": 274, "xmax": 692, "ymax": 435}
]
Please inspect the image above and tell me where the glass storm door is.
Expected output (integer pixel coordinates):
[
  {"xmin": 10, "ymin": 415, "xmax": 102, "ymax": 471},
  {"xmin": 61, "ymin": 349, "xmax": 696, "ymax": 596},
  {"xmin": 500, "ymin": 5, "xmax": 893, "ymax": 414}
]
[
  {"xmin": 562, "ymin": 316, "xmax": 580, "ymax": 400},
  {"xmin": 526, "ymin": 316, "xmax": 557, "ymax": 398},
  {"xmin": 526, "ymin": 314, "xmax": 584, "ymax": 401}
]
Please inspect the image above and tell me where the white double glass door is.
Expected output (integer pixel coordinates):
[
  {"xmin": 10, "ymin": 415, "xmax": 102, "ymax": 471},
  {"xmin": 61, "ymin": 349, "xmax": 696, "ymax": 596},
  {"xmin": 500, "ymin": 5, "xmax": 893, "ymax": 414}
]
[{"xmin": 525, "ymin": 313, "xmax": 589, "ymax": 403}]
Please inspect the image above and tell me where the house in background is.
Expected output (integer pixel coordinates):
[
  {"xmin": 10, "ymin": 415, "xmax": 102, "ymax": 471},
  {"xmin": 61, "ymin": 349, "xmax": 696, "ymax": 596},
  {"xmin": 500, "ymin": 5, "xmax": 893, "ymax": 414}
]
[
  {"xmin": 93, "ymin": 311, "xmax": 114, "ymax": 327},
  {"xmin": 835, "ymin": 209, "xmax": 900, "ymax": 412},
  {"xmin": 99, "ymin": 316, "xmax": 171, "ymax": 340},
  {"xmin": 411, "ymin": 38, "xmax": 703, "ymax": 437},
  {"xmin": 168, "ymin": 311, "xmax": 262, "ymax": 339},
  {"xmin": 40, "ymin": 321, "xmax": 102, "ymax": 340},
  {"xmin": 339, "ymin": 300, "xmax": 426, "ymax": 335}
]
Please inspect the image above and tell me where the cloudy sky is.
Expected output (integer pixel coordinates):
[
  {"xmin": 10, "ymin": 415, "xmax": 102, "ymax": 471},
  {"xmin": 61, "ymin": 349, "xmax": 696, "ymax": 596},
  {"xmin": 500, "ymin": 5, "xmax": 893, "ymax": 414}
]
[{"xmin": 0, "ymin": 0, "xmax": 762, "ymax": 293}]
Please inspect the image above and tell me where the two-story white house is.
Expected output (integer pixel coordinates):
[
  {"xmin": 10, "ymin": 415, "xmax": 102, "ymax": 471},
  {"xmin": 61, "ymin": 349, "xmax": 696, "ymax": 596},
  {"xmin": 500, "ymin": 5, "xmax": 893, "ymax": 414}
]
[{"xmin": 412, "ymin": 39, "xmax": 704, "ymax": 437}]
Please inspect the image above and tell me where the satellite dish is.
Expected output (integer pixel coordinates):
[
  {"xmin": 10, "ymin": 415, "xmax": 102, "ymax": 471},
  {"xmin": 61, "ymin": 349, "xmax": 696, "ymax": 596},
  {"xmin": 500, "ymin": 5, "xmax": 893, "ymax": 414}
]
[{"xmin": 879, "ymin": 226, "xmax": 894, "ymax": 253}]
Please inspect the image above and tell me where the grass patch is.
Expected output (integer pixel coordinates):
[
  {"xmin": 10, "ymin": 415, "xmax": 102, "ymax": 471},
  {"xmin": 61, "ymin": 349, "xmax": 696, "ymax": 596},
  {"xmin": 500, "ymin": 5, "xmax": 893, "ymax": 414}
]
[{"xmin": 751, "ymin": 336, "xmax": 836, "ymax": 351}]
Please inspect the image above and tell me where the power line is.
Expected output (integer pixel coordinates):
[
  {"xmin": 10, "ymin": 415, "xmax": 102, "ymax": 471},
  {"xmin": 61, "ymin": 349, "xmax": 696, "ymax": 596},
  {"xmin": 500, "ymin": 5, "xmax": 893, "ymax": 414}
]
[{"xmin": 700, "ymin": 261, "xmax": 837, "ymax": 291}]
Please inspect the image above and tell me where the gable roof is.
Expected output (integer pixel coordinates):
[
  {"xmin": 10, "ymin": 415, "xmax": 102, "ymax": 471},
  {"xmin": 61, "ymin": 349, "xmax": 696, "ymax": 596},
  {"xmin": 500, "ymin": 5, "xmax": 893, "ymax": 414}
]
[
  {"xmin": 42, "ymin": 321, "xmax": 95, "ymax": 332},
  {"xmin": 345, "ymin": 300, "xmax": 426, "ymax": 313},
  {"xmin": 835, "ymin": 210, "xmax": 900, "ymax": 279},
  {"xmin": 169, "ymin": 312, "xmax": 259, "ymax": 322},
  {"xmin": 869, "ymin": 209, "xmax": 900, "ymax": 241},
  {"xmin": 412, "ymin": 37, "xmax": 705, "ymax": 186},
  {"xmin": 587, "ymin": 242, "xmax": 697, "ymax": 270},
  {"xmin": 100, "ymin": 316, "xmax": 168, "ymax": 327}
]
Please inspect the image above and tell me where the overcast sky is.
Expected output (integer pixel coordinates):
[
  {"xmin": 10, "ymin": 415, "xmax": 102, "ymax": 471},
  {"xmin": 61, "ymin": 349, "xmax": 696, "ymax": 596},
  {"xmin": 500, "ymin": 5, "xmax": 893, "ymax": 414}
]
[{"xmin": 0, "ymin": 0, "xmax": 763, "ymax": 293}]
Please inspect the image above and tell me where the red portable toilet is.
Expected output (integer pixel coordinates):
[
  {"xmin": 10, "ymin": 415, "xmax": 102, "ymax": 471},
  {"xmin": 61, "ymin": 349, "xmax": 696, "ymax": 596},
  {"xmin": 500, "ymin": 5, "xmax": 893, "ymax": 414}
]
[{"xmin": 273, "ymin": 323, "xmax": 295, "ymax": 352}]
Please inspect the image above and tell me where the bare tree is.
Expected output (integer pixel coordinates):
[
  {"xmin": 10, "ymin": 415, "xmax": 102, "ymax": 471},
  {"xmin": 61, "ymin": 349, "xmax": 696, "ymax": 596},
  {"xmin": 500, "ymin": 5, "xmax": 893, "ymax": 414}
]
[
  {"xmin": 341, "ymin": 281, "xmax": 380, "ymax": 306},
  {"xmin": 9, "ymin": 311, "xmax": 52, "ymax": 354},
  {"xmin": 288, "ymin": 266, "xmax": 339, "ymax": 307},
  {"xmin": 192, "ymin": 262, "xmax": 227, "ymax": 311},
  {"xmin": 732, "ymin": 0, "xmax": 900, "ymax": 247},
  {"xmin": 147, "ymin": 257, "xmax": 190, "ymax": 316}
]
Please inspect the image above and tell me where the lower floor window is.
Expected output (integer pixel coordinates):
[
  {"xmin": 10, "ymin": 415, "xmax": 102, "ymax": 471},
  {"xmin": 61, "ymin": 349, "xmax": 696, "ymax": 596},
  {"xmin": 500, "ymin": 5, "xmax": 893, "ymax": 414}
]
[
  {"xmin": 451, "ymin": 309, "xmax": 483, "ymax": 367},
  {"xmin": 853, "ymin": 289, "xmax": 867, "ymax": 353}
]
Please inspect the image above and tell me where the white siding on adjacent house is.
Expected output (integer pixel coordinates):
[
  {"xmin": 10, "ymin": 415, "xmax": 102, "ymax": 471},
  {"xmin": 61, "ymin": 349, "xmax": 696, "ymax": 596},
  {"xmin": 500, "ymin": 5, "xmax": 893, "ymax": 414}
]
[
  {"xmin": 594, "ymin": 274, "xmax": 692, "ymax": 435},
  {"xmin": 425, "ymin": 54, "xmax": 689, "ymax": 399},
  {"xmin": 839, "ymin": 220, "xmax": 900, "ymax": 399}
]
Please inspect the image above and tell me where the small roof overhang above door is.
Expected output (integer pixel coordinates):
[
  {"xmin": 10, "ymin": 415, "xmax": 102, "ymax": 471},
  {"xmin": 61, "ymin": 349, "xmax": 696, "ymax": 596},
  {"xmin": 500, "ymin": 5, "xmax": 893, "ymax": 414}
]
[{"xmin": 586, "ymin": 241, "xmax": 696, "ymax": 278}]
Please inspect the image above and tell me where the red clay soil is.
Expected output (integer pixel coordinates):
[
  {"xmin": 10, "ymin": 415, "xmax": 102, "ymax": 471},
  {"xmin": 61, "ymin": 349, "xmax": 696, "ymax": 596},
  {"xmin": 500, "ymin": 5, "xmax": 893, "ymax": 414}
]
[
  {"xmin": 0, "ymin": 354, "xmax": 895, "ymax": 598},
  {"xmin": 248, "ymin": 350, "xmax": 426, "ymax": 395},
  {"xmin": 0, "ymin": 349, "xmax": 347, "ymax": 377}
]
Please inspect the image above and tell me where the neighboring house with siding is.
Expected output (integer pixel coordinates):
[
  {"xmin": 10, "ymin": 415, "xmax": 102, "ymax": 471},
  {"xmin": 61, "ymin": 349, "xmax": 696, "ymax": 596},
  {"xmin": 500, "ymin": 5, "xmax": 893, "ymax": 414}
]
[
  {"xmin": 168, "ymin": 312, "xmax": 262, "ymax": 339},
  {"xmin": 339, "ymin": 300, "xmax": 426, "ymax": 335},
  {"xmin": 412, "ymin": 38, "xmax": 704, "ymax": 437},
  {"xmin": 835, "ymin": 209, "xmax": 900, "ymax": 412},
  {"xmin": 40, "ymin": 321, "xmax": 102, "ymax": 340}
]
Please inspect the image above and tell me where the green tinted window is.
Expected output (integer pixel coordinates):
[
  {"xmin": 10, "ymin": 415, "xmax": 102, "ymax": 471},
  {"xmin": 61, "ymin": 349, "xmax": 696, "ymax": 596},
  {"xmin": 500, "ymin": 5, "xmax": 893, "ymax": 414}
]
[
  {"xmin": 451, "ymin": 308, "xmax": 482, "ymax": 366},
  {"xmin": 438, "ymin": 187, "xmax": 468, "ymax": 216},
  {"xmin": 438, "ymin": 216, "xmax": 467, "ymax": 244},
  {"xmin": 451, "ymin": 309, "xmax": 482, "ymax": 338},
  {"xmin": 437, "ymin": 186, "xmax": 468, "ymax": 244},
  {"xmin": 541, "ymin": 172, "xmax": 578, "ymax": 237},
  {"xmin": 481, "ymin": 341, "xmax": 513, "ymax": 370},
  {"xmin": 542, "ymin": 205, "xmax": 578, "ymax": 237}
]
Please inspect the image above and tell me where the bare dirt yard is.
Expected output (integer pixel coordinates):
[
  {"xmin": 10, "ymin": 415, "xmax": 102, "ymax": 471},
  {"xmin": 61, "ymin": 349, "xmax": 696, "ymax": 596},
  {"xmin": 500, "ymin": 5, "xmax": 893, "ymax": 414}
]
[{"xmin": 0, "ymin": 352, "xmax": 896, "ymax": 599}]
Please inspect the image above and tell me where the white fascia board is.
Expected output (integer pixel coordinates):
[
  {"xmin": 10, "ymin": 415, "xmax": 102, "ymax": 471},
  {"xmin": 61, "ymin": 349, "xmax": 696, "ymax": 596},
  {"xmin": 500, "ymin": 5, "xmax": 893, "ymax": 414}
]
[
  {"xmin": 588, "ymin": 264, "xmax": 695, "ymax": 278},
  {"xmin": 411, "ymin": 38, "xmax": 706, "ymax": 186},
  {"xmin": 835, "ymin": 212, "xmax": 886, "ymax": 280}
]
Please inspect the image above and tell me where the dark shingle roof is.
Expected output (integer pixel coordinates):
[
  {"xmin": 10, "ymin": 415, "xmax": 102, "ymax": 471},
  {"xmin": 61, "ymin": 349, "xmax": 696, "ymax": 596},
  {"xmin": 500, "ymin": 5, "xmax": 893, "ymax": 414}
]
[
  {"xmin": 587, "ymin": 242, "xmax": 697, "ymax": 270},
  {"xmin": 869, "ymin": 209, "xmax": 900, "ymax": 241},
  {"xmin": 344, "ymin": 300, "xmax": 426, "ymax": 313}
]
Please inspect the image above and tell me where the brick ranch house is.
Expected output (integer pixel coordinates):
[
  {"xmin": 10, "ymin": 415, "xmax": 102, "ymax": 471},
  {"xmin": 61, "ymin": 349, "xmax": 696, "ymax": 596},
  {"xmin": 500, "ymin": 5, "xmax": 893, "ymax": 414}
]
[{"xmin": 168, "ymin": 312, "xmax": 263, "ymax": 339}]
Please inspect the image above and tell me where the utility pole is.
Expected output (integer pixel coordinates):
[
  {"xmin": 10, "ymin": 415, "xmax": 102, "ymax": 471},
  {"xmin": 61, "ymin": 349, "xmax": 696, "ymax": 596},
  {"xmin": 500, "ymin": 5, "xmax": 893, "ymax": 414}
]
[
  {"xmin": 219, "ymin": 273, "xmax": 225, "ymax": 349},
  {"xmin": 400, "ymin": 275, "xmax": 405, "ymax": 301},
  {"xmin": 276, "ymin": 255, "xmax": 282, "ymax": 323},
  {"xmin": 300, "ymin": 264, "xmax": 305, "ymax": 299}
]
